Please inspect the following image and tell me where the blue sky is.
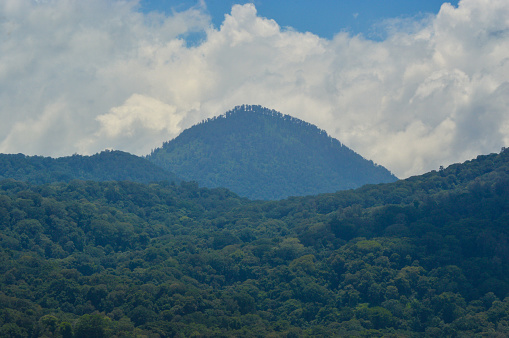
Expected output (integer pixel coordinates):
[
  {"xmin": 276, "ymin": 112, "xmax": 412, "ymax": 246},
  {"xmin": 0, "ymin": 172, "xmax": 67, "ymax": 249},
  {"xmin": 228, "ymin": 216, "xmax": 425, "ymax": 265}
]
[{"xmin": 140, "ymin": 0, "xmax": 460, "ymax": 39}]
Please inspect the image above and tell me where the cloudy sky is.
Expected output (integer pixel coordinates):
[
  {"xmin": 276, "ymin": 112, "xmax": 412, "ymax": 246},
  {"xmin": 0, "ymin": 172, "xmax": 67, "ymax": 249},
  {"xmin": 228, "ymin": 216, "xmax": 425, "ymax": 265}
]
[{"xmin": 1, "ymin": 0, "xmax": 508, "ymax": 178}]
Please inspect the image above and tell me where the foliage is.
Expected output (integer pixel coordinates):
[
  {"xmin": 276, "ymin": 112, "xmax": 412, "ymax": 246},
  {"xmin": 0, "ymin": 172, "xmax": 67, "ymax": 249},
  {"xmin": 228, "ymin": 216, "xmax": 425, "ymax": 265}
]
[
  {"xmin": 148, "ymin": 105, "xmax": 397, "ymax": 200},
  {"xmin": 0, "ymin": 149, "xmax": 509, "ymax": 336},
  {"xmin": 0, "ymin": 150, "xmax": 179, "ymax": 185}
]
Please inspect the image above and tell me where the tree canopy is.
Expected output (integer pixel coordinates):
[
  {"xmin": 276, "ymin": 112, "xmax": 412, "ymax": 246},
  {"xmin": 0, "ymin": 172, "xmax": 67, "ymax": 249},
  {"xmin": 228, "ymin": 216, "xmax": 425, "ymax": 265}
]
[
  {"xmin": 148, "ymin": 105, "xmax": 397, "ymax": 200},
  {"xmin": 1, "ymin": 149, "xmax": 509, "ymax": 336},
  {"xmin": 0, "ymin": 150, "xmax": 179, "ymax": 185}
]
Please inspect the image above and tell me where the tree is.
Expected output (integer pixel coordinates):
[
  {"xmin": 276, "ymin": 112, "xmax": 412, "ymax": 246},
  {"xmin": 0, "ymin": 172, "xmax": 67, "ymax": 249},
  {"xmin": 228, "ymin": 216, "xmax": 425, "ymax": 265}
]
[{"xmin": 74, "ymin": 314, "xmax": 110, "ymax": 338}]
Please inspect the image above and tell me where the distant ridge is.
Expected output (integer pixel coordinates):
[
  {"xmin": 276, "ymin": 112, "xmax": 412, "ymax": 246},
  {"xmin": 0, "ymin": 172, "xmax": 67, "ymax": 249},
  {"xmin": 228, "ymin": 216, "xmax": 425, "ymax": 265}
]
[
  {"xmin": 0, "ymin": 150, "xmax": 179, "ymax": 184},
  {"xmin": 148, "ymin": 105, "xmax": 397, "ymax": 200}
]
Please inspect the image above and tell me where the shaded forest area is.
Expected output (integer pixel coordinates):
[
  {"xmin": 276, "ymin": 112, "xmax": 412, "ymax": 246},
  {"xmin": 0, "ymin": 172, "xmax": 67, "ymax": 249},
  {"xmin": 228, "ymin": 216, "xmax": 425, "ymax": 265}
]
[
  {"xmin": 1, "ymin": 150, "xmax": 509, "ymax": 336},
  {"xmin": 0, "ymin": 150, "xmax": 178, "ymax": 185},
  {"xmin": 148, "ymin": 105, "xmax": 397, "ymax": 200}
]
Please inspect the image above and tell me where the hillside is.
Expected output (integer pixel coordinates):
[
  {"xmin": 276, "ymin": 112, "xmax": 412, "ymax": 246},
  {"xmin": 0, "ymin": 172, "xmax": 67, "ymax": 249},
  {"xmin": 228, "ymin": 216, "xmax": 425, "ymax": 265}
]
[
  {"xmin": 1, "ymin": 149, "xmax": 509, "ymax": 336},
  {"xmin": 0, "ymin": 150, "xmax": 179, "ymax": 184},
  {"xmin": 148, "ymin": 105, "xmax": 397, "ymax": 200}
]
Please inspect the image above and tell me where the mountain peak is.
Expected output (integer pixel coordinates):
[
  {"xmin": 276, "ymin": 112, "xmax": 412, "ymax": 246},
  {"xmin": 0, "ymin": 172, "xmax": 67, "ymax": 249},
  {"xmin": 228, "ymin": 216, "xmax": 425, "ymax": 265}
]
[{"xmin": 149, "ymin": 105, "xmax": 397, "ymax": 200}]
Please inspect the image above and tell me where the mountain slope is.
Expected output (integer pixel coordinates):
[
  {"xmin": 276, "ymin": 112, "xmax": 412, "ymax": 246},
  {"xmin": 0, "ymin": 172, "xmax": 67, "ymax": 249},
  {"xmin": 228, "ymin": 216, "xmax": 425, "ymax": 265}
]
[
  {"xmin": 0, "ymin": 150, "xmax": 179, "ymax": 184},
  {"xmin": 0, "ymin": 149, "xmax": 509, "ymax": 336},
  {"xmin": 148, "ymin": 105, "xmax": 397, "ymax": 200}
]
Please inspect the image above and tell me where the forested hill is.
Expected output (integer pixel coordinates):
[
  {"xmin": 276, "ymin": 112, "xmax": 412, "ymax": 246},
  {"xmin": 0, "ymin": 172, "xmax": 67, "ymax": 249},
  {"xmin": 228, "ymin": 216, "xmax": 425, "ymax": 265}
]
[
  {"xmin": 147, "ymin": 105, "xmax": 397, "ymax": 200},
  {"xmin": 1, "ymin": 149, "xmax": 509, "ymax": 336},
  {"xmin": 0, "ymin": 150, "xmax": 179, "ymax": 184}
]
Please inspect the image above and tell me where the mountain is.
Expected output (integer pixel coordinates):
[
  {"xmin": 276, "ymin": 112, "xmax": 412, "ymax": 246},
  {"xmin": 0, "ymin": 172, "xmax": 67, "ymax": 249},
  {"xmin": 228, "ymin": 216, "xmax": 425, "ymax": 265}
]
[
  {"xmin": 148, "ymin": 105, "xmax": 397, "ymax": 200},
  {"xmin": 0, "ymin": 149, "xmax": 508, "ymax": 336},
  {"xmin": 0, "ymin": 150, "xmax": 179, "ymax": 184}
]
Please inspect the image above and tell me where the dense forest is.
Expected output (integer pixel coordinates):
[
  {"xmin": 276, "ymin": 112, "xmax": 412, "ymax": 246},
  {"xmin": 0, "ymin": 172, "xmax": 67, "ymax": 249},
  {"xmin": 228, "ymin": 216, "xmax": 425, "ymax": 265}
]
[
  {"xmin": 0, "ymin": 150, "xmax": 179, "ymax": 185},
  {"xmin": 148, "ymin": 105, "xmax": 397, "ymax": 200},
  {"xmin": 1, "ymin": 149, "xmax": 509, "ymax": 336}
]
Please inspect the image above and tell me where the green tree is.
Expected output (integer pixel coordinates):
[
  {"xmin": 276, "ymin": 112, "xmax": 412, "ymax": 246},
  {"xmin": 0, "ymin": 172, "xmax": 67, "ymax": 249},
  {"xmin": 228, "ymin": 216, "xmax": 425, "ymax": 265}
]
[{"xmin": 74, "ymin": 314, "xmax": 110, "ymax": 338}]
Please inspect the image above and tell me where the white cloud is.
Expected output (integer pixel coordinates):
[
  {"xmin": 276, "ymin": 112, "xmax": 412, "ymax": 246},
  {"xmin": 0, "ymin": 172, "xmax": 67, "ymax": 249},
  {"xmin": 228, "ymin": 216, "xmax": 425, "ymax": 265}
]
[
  {"xmin": 79, "ymin": 94, "xmax": 183, "ymax": 154},
  {"xmin": 96, "ymin": 94, "xmax": 180, "ymax": 138},
  {"xmin": 0, "ymin": 0, "xmax": 509, "ymax": 178}
]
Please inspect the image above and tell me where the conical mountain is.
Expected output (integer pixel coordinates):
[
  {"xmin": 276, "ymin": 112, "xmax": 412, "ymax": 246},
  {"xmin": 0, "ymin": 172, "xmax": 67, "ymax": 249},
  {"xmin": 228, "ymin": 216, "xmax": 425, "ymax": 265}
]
[{"xmin": 148, "ymin": 105, "xmax": 397, "ymax": 200}]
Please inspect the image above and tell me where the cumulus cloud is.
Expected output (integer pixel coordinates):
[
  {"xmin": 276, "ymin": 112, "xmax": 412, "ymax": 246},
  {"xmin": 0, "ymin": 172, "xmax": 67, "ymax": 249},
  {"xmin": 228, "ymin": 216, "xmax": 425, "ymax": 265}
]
[
  {"xmin": 0, "ymin": 0, "xmax": 509, "ymax": 178},
  {"xmin": 82, "ymin": 94, "xmax": 182, "ymax": 154}
]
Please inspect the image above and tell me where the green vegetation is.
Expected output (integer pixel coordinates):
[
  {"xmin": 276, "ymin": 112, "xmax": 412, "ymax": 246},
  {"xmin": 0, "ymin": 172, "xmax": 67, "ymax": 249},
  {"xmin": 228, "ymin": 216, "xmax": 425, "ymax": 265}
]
[
  {"xmin": 0, "ymin": 150, "xmax": 179, "ymax": 185},
  {"xmin": 1, "ymin": 149, "xmax": 509, "ymax": 336},
  {"xmin": 148, "ymin": 105, "xmax": 397, "ymax": 200}
]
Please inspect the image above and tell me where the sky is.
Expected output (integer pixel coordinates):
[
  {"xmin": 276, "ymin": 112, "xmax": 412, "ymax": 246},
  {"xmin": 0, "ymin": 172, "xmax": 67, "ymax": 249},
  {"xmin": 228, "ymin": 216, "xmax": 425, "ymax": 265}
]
[
  {"xmin": 139, "ymin": 0, "xmax": 460, "ymax": 40},
  {"xmin": 1, "ymin": 0, "xmax": 508, "ymax": 179}
]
